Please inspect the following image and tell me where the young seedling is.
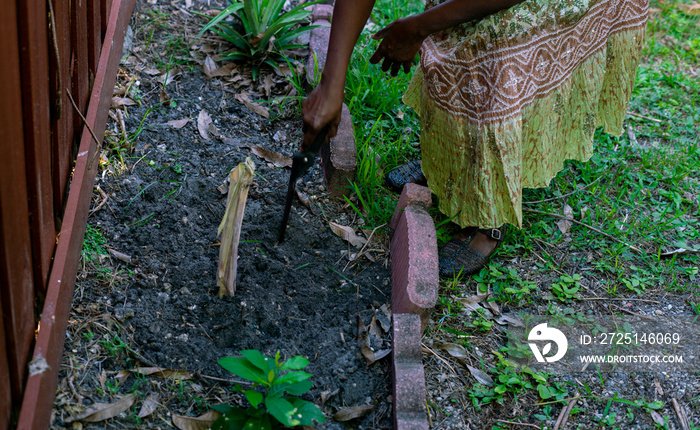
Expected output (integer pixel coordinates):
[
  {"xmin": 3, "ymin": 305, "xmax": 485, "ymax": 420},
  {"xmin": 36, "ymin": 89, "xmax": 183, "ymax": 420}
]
[
  {"xmin": 212, "ymin": 350, "xmax": 325, "ymax": 429},
  {"xmin": 217, "ymin": 158, "xmax": 255, "ymax": 298}
]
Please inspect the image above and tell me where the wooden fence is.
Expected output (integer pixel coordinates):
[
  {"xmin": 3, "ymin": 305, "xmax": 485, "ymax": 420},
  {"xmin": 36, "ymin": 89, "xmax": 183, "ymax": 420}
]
[{"xmin": 0, "ymin": 0, "xmax": 135, "ymax": 428}]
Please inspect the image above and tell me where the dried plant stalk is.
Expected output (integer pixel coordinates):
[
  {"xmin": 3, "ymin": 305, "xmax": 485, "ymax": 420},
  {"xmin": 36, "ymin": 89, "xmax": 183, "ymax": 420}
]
[{"xmin": 217, "ymin": 157, "xmax": 255, "ymax": 298}]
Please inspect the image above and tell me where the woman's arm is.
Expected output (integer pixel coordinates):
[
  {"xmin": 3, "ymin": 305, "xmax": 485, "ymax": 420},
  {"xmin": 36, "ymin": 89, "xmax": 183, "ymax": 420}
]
[
  {"xmin": 370, "ymin": 0, "xmax": 525, "ymax": 75},
  {"xmin": 301, "ymin": 0, "xmax": 375, "ymax": 151}
]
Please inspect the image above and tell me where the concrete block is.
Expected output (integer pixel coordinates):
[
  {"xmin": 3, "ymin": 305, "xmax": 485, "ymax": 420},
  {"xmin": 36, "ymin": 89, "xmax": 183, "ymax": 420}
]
[
  {"xmin": 390, "ymin": 205, "xmax": 438, "ymax": 332},
  {"xmin": 392, "ymin": 313, "xmax": 429, "ymax": 430},
  {"xmin": 389, "ymin": 183, "xmax": 432, "ymax": 231},
  {"xmin": 311, "ymin": 4, "xmax": 333, "ymax": 22},
  {"xmin": 319, "ymin": 103, "xmax": 356, "ymax": 197},
  {"xmin": 305, "ymin": 20, "xmax": 330, "ymax": 85}
]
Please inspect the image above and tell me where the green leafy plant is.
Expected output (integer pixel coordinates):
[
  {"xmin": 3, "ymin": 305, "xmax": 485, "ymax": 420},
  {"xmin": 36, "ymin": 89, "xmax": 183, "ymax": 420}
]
[
  {"xmin": 212, "ymin": 350, "xmax": 325, "ymax": 429},
  {"xmin": 551, "ymin": 273, "xmax": 581, "ymax": 302},
  {"xmin": 197, "ymin": 0, "xmax": 321, "ymax": 78}
]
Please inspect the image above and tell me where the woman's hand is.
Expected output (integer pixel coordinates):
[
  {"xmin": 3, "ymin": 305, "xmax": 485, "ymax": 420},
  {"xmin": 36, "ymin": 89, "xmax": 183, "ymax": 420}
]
[
  {"xmin": 370, "ymin": 16, "xmax": 426, "ymax": 76},
  {"xmin": 301, "ymin": 79, "xmax": 344, "ymax": 152}
]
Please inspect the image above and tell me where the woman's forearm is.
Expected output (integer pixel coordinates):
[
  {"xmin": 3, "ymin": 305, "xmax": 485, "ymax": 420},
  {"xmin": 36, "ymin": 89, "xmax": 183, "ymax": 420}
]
[
  {"xmin": 321, "ymin": 0, "xmax": 376, "ymax": 88},
  {"xmin": 414, "ymin": 0, "xmax": 525, "ymax": 38}
]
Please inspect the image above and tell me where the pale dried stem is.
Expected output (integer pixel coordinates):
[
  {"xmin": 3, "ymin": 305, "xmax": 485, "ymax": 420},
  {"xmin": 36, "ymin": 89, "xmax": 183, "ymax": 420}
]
[{"xmin": 217, "ymin": 158, "xmax": 255, "ymax": 298}]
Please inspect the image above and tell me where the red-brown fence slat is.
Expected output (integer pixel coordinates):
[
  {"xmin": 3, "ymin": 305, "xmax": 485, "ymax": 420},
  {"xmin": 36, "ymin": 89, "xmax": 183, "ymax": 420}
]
[
  {"xmin": 16, "ymin": 1, "xmax": 136, "ymax": 428},
  {"xmin": 72, "ymin": 0, "xmax": 90, "ymax": 128},
  {"xmin": 0, "ymin": 0, "xmax": 37, "ymax": 405},
  {"xmin": 102, "ymin": 0, "xmax": 114, "ymax": 40},
  {"xmin": 51, "ymin": 0, "xmax": 75, "ymax": 212},
  {"xmin": 88, "ymin": 0, "xmax": 102, "ymax": 75},
  {"xmin": 0, "ymin": 299, "xmax": 12, "ymax": 430},
  {"xmin": 18, "ymin": 0, "xmax": 56, "ymax": 295}
]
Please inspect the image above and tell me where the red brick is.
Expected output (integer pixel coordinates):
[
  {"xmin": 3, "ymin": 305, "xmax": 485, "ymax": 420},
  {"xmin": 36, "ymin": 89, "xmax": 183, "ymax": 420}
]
[
  {"xmin": 390, "ymin": 205, "xmax": 438, "ymax": 332},
  {"xmin": 392, "ymin": 314, "xmax": 429, "ymax": 430},
  {"xmin": 320, "ymin": 103, "xmax": 356, "ymax": 196},
  {"xmin": 389, "ymin": 183, "xmax": 432, "ymax": 231}
]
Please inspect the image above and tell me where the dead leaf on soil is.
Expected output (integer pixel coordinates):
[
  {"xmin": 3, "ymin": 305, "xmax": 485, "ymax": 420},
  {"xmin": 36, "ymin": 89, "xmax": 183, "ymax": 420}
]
[
  {"xmin": 132, "ymin": 367, "xmax": 193, "ymax": 381},
  {"xmin": 439, "ymin": 343, "xmax": 468, "ymax": 359},
  {"xmin": 111, "ymin": 97, "xmax": 137, "ymax": 107},
  {"xmin": 235, "ymin": 93, "xmax": 270, "ymax": 118},
  {"xmin": 494, "ymin": 314, "xmax": 524, "ymax": 327},
  {"xmin": 459, "ymin": 293, "xmax": 489, "ymax": 314},
  {"xmin": 466, "ymin": 364, "xmax": 495, "ymax": 386},
  {"xmin": 197, "ymin": 110, "xmax": 213, "ymax": 140},
  {"xmin": 660, "ymin": 248, "xmax": 700, "ymax": 257},
  {"xmin": 650, "ymin": 411, "xmax": 666, "ymax": 426},
  {"xmin": 157, "ymin": 67, "xmax": 183, "ymax": 86},
  {"xmin": 357, "ymin": 315, "xmax": 375, "ymax": 364},
  {"xmin": 250, "ymin": 146, "xmax": 292, "ymax": 168},
  {"xmin": 377, "ymin": 304, "xmax": 392, "ymax": 332},
  {"xmin": 142, "ymin": 67, "xmax": 162, "ymax": 76},
  {"xmin": 165, "ymin": 118, "xmax": 189, "ymax": 129},
  {"xmin": 202, "ymin": 56, "xmax": 233, "ymax": 79},
  {"xmin": 557, "ymin": 204, "xmax": 574, "ymax": 234},
  {"xmin": 329, "ymin": 222, "xmax": 367, "ymax": 248},
  {"xmin": 333, "ymin": 404, "xmax": 375, "ymax": 421},
  {"xmin": 172, "ymin": 410, "xmax": 222, "ymax": 430},
  {"xmin": 138, "ymin": 392, "xmax": 160, "ymax": 418},
  {"xmin": 295, "ymin": 189, "xmax": 313, "ymax": 210},
  {"xmin": 65, "ymin": 395, "xmax": 136, "ymax": 423}
]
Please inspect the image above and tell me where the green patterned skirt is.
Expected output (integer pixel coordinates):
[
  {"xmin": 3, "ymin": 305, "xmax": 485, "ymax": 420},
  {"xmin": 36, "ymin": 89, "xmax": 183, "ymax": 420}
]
[{"xmin": 403, "ymin": 0, "xmax": 648, "ymax": 228}]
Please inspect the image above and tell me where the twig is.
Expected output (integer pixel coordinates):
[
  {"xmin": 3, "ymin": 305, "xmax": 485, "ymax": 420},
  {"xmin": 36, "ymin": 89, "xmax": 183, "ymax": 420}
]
[
  {"xmin": 494, "ymin": 420, "xmax": 541, "ymax": 429},
  {"xmin": 610, "ymin": 304, "xmax": 656, "ymax": 321},
  {"xmin": 343, "ymin": 223, "xmax": 386, "ymax": 272},
  {"xmin": 554, "ymin": 393, "xmax": 580, "ymax": 430},
  {"xmin": 627, "ymin": 111, "xmax": 663, "ymax": 123},
  {"xmin": 89, "ymin": 186, "xmax": 110, "ymax": 215},
  {"xmin": 66, "ymin": 89, "xmax": 100, "ymax": 145},
  {"xmin": 672, "ymin": 397, "xmax": 690, "ymax": 430},
  {"xmin": 524, "ymin": 175, "xmax": 604, "ymax": 204},
  {"xmin": 523, "ymin": 208, "xmax": 644, "ymax": 253},
  {"xmin": 421, "ymin": 343, "xmax": 459, "ymax": 376},
  {"xmin": 582, "ymin": 297, "xmax": 661, "ymax": 304}
]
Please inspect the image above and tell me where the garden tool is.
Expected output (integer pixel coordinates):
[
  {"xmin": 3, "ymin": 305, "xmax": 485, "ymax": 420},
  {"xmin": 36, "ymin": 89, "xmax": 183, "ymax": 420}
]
[{"xmin": 277, "ymin": 127, "xmax": 328, "ymax": 243}]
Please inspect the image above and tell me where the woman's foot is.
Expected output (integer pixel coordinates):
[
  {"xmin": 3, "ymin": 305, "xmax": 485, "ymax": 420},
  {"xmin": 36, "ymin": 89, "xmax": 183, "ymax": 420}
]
[
  {"xmin": 384, "ymin": 160, "xmax": 427, "ymax": 192},
  {"xmin": 438, "ymin": 227, "xmax": 503, "ymax": 279}
]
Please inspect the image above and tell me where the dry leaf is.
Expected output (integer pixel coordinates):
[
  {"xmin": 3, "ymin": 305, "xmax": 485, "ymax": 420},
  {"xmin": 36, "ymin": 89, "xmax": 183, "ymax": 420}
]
[
  {"xmin": 378, "ymin": 304, "xmax": 391, "ymax": 332},
  {"xmin": 494, "ymin": 314, "xmax": 524, "ymax": 327},
  {"xmin": 235, "ymin": 93, "xmax": 270, "ymax": 118},
  {"xmin": 132, "ymin": 367, "xmax": 192, "ymax": 381},
  {"xmin": 660, "ymin": 248, "xmax": 700, "ymax": 257},
  {"xmin": 197, "ymin": 110, "xmax": 212, "ymax": 140},
  {"xmin": 202, "ymin": 56, "xmax": 230, "ymax": 79},
  {"xmin": 156, "ymin": 67, "xmax": 182, "ymax": 86},
  {"xmin": 357, "ymin": 315, "xmax": 375, "ymax": 365},
  {"xmin": 166, "ymin": 118, "xmax": 189, "ymax": 129},
  {"xmin": 142, "ymin": 67, "xmax": 162, "ymax": 76},
  {"xmin": 111, "ymin": 97, "xmax": 137, "ymax": 107},
  {"xmin": 459, "ymin": 293, "xmax": 488, "ymax": 314},
  {"xmin": 557, "ymin": 204, "xmax": 574, "ymax": 234},
  {"xmin": 217, "ymin": 158, "xmax": 256, "ymax": 297},
  {"xmin": 65, "ymin": 396, "xmax": 136, "ymax": 423},
  {"xmin": 439, "ymin": 343, "xmax": 468, "ymax": 358},
  {"xmin": 108, "ymin": 249, "xmax": 132, "ymax": 263},
  {"xmin": 466, "ymin": 365, "xmax": 494, "ymax": 386},
  {"xmin": 295, "ymin": 189, "xmax": 313, "ymax": 210},
  {"xmin": 333, "ymin": 405, "xmax": 375, "ymax": 421},
  {"xmin": 250, "ymin": 146, "xmax": 292, "ymax": 168},
  {"xmin": 650, "ymin": 411, "xmax": 665, "ymax": 426},
  {"xmin": 329, "ymin": 222, "xmax": 367, "ymax": 248},
  {"xmin": 138, "ymin": 393, "xmax": 160, "ymax": 418},
  {"xmin": 172, "ymin": 410, "xmax": 222, "ymax": 430},
  {"xmin": 679, "ymin": 3, "xmax": 700, "ymax": 14}
]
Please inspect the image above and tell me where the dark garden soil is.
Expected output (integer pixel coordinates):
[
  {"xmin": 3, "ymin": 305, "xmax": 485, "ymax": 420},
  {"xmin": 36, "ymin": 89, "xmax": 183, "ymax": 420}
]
[{"xmin": 51, "ymin": 3, "xmax": 394, "ymax": 428}]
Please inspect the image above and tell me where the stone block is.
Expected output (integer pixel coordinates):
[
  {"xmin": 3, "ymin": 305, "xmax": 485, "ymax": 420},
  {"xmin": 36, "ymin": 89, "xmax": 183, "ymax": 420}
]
[
  {"xmin": 392, "ymin": 313, "xmax": 429, "ymax": 430},
  {"xmin": 320, "ymin": 103, "xmax": 356, "ymax": 197},
  {"xmin": 389, "ymin": 183, "xmax": 432, "ymax": 231}
]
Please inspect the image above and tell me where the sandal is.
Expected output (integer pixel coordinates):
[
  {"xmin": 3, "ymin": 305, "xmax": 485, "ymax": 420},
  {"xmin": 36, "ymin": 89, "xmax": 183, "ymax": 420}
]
[
  {"xmin": 384, "ymin": 160, "xmax": 427, "ymax": 192},
  {"xmin": 438, "ymin": 227, "xmax": 503, "ymax": 279}
]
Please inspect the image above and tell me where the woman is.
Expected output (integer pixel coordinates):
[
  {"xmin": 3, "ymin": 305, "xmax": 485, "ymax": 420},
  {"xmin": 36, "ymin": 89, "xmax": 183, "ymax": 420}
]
[{"xmin": 302, "ymin": 0, "xmax": 648, "ymax": 277}]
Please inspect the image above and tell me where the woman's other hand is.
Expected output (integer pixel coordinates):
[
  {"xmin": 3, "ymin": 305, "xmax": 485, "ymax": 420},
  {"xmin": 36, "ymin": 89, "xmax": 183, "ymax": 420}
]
[
  {"xmin": 370, "ymin": 16, "xmax": 426, "ymax": 76},
  {"xmin": 301, "ymin": 79, "xmax": 344, "ymax": 152}
]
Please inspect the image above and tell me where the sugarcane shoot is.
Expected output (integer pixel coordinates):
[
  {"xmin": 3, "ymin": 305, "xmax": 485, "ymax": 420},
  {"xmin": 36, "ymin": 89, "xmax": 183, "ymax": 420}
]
[{"xmin": 217, "ymin": 157, "xmax": 255, "ymax": 298}]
